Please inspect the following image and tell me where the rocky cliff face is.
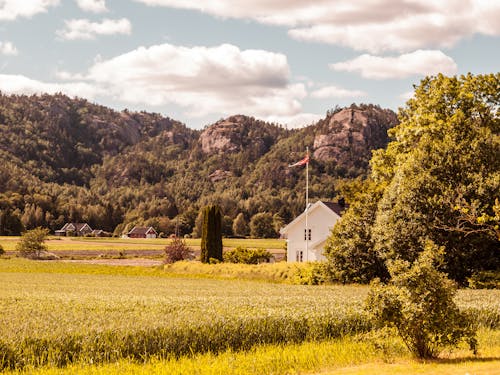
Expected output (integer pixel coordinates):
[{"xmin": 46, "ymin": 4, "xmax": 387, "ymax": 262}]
[
  {"xmin": 198, "ymin": 115, "xmax": 284, "ymax": 158},
  {"xmin": 199, "ymin": 116, "xmax": 245, "ymax": 154},
  {"xmin": 313, "ymin": 106, "xmax": 398, "ymax": 171}
]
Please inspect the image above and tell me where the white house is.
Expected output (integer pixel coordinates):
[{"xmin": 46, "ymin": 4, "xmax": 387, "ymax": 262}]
[
  {"xmin": 55, "ymin": 222, "xmax": 93, "ymax": 236},
  {"xmin": 280, "ymin": 201, "xmax": 346, "ymax": 262}
]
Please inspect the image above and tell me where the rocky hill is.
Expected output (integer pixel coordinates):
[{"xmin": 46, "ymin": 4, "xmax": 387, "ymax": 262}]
[
  {"xmin": 313, "ymin": 105, "xmax": 398, "ymax": 173},
  {"xmin": 198, "ymin": 115, "xmax": 285, "ymax": 157},
  {"xmin": 0, "ymin": 93, "xmax": 397, "ymax": 236}
]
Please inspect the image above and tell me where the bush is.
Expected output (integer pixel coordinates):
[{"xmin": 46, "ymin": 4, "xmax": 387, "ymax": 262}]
[
  {"xmin": 467, "ymin": 271, "xmax": 500, "ymax": 289},
  {"xmin": 16, "ymin": 228, "xmax": 50, "ymax": 259},
  {"xmin": 365, "ymin": 241, "xmax": 477, "ymax": 359},
  {"xmin": 290, "ymin": 262, "xmax": 333, "ymax": 285},
  {"xmin": 224, "ymin": 247, "xmax": 272, "ymax": 264},
  {"xmin": 164, "ymin": 237, "xmax": 194, "ymax": 264},
  {"xmin": 0, "ymin": 244, "xmax": 4, "ymax": 256},
  {"xmin": 164, "ymin": 261, "xmax": 332, "ymax": 285}
]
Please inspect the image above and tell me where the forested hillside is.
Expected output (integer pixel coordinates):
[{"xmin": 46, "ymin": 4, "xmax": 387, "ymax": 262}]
[{"xmin": 0, "ymin": 93, "xmax": 397, "ymax": 237}]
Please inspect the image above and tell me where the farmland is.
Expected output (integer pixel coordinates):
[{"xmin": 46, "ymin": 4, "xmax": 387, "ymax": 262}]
[
  {"xmin": 0, "ymin": 236, "xmax": 285, "ymax": 258},
  {"xmin": 0, "ymin": 258, "xmax": 499, "ymax": 373}
]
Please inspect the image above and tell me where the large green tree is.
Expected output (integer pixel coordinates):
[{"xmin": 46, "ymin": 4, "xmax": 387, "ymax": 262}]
[
  {"xmin": 232, "ymin": 213, "xmax": 249, "ymax": 237},
  {"xmin": 371, "ymin": 74, "xmax": 499, "ymax": 282},
  {"xmin": 16, "ymin": 227, "xmax": 50, "ymax": 259},
  {"xmin": 249, "ymin": 212, "xmax": 276, "ymax": 238},
  {"xmin": 326, "ymin": 73, "xmax": 499, "ymax": 283},
  {"xmin": 324, "ymin": 180, "xmax": 388, "ymax": 283},
  {"xmin": 200, "ymin": 205, "xmax": 223, "ymax": 263},
  {"xmin": 0, "ymin": 209, "xmax": 24, "ymax": 235}
]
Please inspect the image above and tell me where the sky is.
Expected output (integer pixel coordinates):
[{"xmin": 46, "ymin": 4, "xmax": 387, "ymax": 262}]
[{"xmin": 0, "ymin": 0, "xmax": 499, "ymax": 129}]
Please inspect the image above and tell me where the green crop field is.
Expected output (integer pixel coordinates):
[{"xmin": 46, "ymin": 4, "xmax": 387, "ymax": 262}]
[{"xmin": 0, "ymin": 258, "xmax": 498, "ymax": 373}]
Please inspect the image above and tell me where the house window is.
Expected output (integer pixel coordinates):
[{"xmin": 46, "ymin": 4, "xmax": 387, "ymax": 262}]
[
  {"xmin": 296, "ymin": 250, "xmax": 303, "ymax": 262},
  {"xmin": 304, "ymin": 229, "xmax": 311, "ymax": 241}
]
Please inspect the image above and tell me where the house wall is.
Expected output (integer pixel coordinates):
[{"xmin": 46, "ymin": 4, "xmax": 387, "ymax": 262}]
[
  {"xmin": 286, "ymin": 206, "xmax": 339, "ymax": 263},
  {"xmin": 79, "ymin": 227, "xmax": 92, "ymax": 236}
]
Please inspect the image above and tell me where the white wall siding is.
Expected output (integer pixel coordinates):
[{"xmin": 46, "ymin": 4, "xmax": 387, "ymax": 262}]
[{"xmin": 282, "ymin": 201, "xmax": 340, "ymax": 263}]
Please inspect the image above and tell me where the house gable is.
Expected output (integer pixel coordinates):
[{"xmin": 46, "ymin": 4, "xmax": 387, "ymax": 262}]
[
  {"xmin": 56, "ymin": 222, "xmax": 92, "ymax": 236},
  {"xmin": 280, "ymin": 201, "xmax": 341, "ymax": 235},
  {"xmin": 127, "ymin": 226, "xmax": 157, "ymax": 238},
  {"xmin": 281, "ymin": 200, "xmax": 346, "ymax": 263},
  {"xmin": 145, "ymin": 227, "xmax": 157, "ymax": 235}
]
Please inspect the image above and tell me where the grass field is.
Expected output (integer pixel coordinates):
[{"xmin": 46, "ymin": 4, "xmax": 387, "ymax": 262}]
[
  {"xmin": 5, "ymin": 330, "xmax": 500, "ymax": 375},
  {"xmin": 0, "ymin": 258, "xmax": 499, "ymax": 372},
  {"xmin": 0, "ymin": 236, "xmax": 285, "ymax": 255}
]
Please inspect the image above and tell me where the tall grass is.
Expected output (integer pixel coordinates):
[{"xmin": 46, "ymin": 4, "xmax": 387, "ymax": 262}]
[
  {"xmin": 164, "ymin": 260, "xmax": 328, "ymax": 284},
  {"xmin": 4, "ymin": 330, "xmax": 500, "ymax": 375},
  {"xmin": 0, "ymin": 259, "xmax": 498, "ymax": 370}
]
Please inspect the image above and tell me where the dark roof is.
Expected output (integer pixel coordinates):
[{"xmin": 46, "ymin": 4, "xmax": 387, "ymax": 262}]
[
  {"xmin": 323, "ymin": 201, "xmax": 348, "ymax": 216},
  {"xmin": 127, "ymin": 226, "xmax": 157, "ymax": 235}
]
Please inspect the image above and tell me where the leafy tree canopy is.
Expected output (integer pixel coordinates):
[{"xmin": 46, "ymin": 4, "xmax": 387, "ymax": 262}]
[{"xmin": 326, "ymin": 73, "xmax": 500, "ymax": 283}]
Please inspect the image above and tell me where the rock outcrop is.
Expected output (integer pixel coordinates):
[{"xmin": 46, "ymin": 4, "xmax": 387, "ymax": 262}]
[
  {"xmin": 313, "ymin": 106, "xmax": 398, "ymax": 171},
  {"xmin": 199, "ymin": 116, "xmax": 245, "ymax": 154},
  {"xmin": 198, "ymin": 115, "xmax": 284, "ymax": 159}
]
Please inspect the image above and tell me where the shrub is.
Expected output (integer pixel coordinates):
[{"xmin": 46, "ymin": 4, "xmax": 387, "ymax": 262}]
[
  {"xmin": 365, "ymin": 241, "xmax": 477, "ymax": 359},
  {"xmin": 16, "ymin": 227, "xmax": 50, "ymax": 259},
  {"xmin": 0, "ymin": 244, "xmax": 4, "ymax": 256},
  {"xmin": 164, "ymin": 237, "xmax": 194, "ymax": 264},
  {"xmin": 467, "ymin": 271, "xmax": 500, "ymax": 289},
  {"xmin": 164, "ymin": 261, "xmax": 332, "ymax": 285},
  {"xmin": 224, "ymin": 247, "xmax": 272, "ymax": 264},
  {"xmin": 291, "ymin": 262, "xmax": 333, "ymax": 285}
]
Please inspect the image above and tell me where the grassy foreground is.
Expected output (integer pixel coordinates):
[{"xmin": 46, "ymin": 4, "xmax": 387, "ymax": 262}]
[
  {"xmin": 0, "ymin": 259, "xmax": 498, "ymax": 372},
  {"xmin": 5, "ymin": 330, "xmax": 499, "ymax": 375}
]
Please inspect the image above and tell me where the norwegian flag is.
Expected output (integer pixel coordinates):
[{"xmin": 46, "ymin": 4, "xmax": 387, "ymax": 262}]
[{"xmin": 288, "ymin": 153, "xmax": 309, "ymax": 167}]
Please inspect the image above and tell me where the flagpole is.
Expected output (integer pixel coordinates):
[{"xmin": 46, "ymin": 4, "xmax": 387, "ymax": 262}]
[{"xmin": 305, "ymin": 147, "xmax": 309, "ymax": 262}]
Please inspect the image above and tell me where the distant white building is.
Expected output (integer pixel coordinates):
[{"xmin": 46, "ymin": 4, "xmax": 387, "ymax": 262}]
[{"xmin": 280, "ymin": 201, "xmax": 346, "ymax": 262}]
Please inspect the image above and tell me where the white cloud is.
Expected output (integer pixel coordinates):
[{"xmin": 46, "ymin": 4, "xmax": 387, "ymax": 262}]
[
  {"xmin": 3, "ymin": 43, "xmax": 308, "ymax": 121},
  {"xmin": 264, "ymin": 112, "xmax": 323, "ymax": 128},
  {"xmin": 400, "ymin": 91, "xmax": 415, "ymax": 101},
  {"xmin": 75, "ymin": 0, "xmax": 107, "ymax": 13},
  {"xmin": 310, "ymin": 85, "xmax": 366, "ymax": 99},
  {"xmin": 0, "ymin": 0, "xmax": 59, "ymax": 21},
  {"xmin": 0, "ymin": 41, "xmax": 18, "ymax": 56},
  {"xmin": 132, "ymin": 0, "xmax": 500, "ymax": 53},
  {"xmin": 57, "ymin": 18, "xmax": 131, "ymax": 40},
  {"xmin": 330, "ymin": 50, "xmax": 458, "ymax": 79},
  {"xmin": 68, "ymin": 43, "xmax": 307, "ymax": 118},
  {"xmin": 0, "ymin": 74, "xmax": 103, "ymax": 99}
]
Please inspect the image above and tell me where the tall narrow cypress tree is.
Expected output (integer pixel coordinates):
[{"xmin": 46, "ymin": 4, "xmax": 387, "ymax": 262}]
[{"xmin": 200, "ymin": 205, "xmax": 223, "ymax": 263}]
